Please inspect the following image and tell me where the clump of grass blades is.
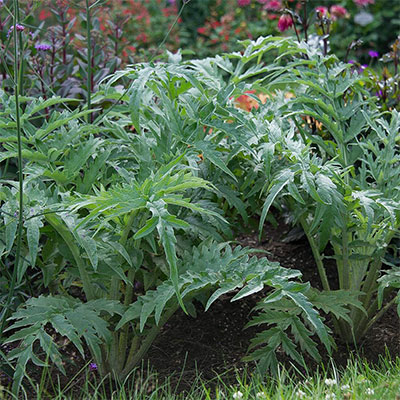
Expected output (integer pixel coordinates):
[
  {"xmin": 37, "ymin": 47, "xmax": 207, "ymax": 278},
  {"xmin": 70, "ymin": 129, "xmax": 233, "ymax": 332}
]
[{"xmin": 1, "ymin": 356, "xmax": 400, "ymax": 399}]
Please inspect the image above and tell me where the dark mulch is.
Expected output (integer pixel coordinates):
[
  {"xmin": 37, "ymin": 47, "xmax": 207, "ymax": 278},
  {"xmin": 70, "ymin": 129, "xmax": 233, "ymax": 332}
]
[{"xmin": 1, "ymin": 218, "xmax": 399, "ymax": 397}]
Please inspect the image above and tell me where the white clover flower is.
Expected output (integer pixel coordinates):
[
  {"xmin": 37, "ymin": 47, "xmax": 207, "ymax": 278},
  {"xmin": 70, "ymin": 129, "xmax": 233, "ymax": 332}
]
[
  {"xmin": 295, "ymin": 388, "xmax": 306, "ymax": 398},
  {"xmin": 341, "ymin": 384, "xmax": 350, "ymax": 390},
  {"xmin": 325, "ymin": 393, "xmax": 336, "ymax": 400},
  {"xmin": 256, "ymin": 392, "xmax": 267, "ymax": 399},
  {"xmin": 366, "ymin": 388, "xmax": 374, "ymax": 395},
  {"xmin": 233, "ymin": 391, "xmax": 243, "ymax": 399},
  {"xmin": 325, "ymin": 378, "xmax": 337, "ymax": 386}
]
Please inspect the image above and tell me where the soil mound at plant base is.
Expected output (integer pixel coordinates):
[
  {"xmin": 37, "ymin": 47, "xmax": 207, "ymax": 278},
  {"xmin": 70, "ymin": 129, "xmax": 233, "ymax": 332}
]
[{"xmin": 146, "ymin": 219, "xmax": 400, "ymax": 390}]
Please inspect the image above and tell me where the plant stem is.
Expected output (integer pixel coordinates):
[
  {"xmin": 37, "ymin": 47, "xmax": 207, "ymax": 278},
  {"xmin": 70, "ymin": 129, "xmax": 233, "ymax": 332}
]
[
  {"xmin": 114, "ymin": 212, "xmax": 143, "ymax": 367},
  {"xmin": 299, "ymin": 216, "xmax": 331, "ymax": 291},
  {"xmin": 0, "ymin": 0, "xmax": 24, "ymax": 335},
  {"xmin": 85, "ymin": 0, "xmax": 92, "ymax": 122},
  {"xmin": 16, "ymin": 2, "xmax": 23, "ymax": 96},
  {"xmin": 117, "ymin": 269, "xmax": 135, "ymax": 367},
  {"xmin": 302, "ymin": 0, "xmax": 308, "ymax": 43},
  {"xmin": 121, "ymin": 303, "xmax": 180, "ymax": 379},
  {"xmin": 61, "ymin": 10, "xmax": 67, "ymax": 64},
  {"xmin": 109, "ymin": 211, "xmax": 138, "ymax": 301},
  {"xmin": 341, "ymin": 225, "xmax": 350, "ymax": 290},
  {"xmin": 359, "ymin": 290, "xmax": 396, "ymax": 338}
]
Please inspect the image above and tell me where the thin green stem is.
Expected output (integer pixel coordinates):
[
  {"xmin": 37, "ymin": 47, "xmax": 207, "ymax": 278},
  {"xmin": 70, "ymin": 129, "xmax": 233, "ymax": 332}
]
[
  {"xmin": 85, "ymin": 0, "xmax": 92, "ymax": 122},
  {"xmin": 0, "ymin": 0, "xmax": 24, "ymax": 335},
  {"xmin": 300, "ymin": 216, "xmax": 353, "ymax": 340},
  {"xmin": 341, "ymin": 225, "xmax": 350, "ymax": 290},
  {"xmin": 17, "ymin": 31, "xmax": 23, "ymax": 97},
  {"xmin": 111, "ymin": 211, "xmax": 144, "ymax": 368},
  {"xmin": 360, "ymin": 256, "xmax": 383, "ymax": 310},
  {"xmin": 359, "ymin": 291, "xmax": 396, "ymax": 339},
  {"xmin": 299, "ymin": 216, "xmax": 331, "ymax": 291},
  {"xmin": 122, "ymin": 334, "xmax": 140, "ymax": 376}
]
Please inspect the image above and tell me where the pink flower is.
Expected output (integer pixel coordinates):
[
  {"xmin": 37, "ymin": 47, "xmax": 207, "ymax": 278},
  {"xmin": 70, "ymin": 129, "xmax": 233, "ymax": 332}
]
[
  {"xmin": 354, "ymin": 0, "xmax": 374, "ymax": 6},
  {"xmin": 277, "ymin": 14, "xmax": 293, "ymax": 32},
  {"xmin": 315, "ymin": 6, "xmax": 328, "ymax": 16},
  {"xmin": 35, "ymin": 43, "xmax": 52, "ymax": 51},
  {"xmin": 330, "ymin": 5, "xmax": 349, "ymax": 19},
  {"xmin": 7, "ymin": 23, "xmax": 24, "ymax": 37},
  {"xmin": 263, "ymin": 0, "xmax": 282, "ymax": 11},
  {"xmin": 237, "ymin": 0, "xmax": 251, "ymax": 6}
]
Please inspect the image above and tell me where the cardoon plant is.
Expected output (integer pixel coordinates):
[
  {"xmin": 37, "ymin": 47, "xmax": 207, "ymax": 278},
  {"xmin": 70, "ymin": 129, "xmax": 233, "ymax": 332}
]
[
  {"xmin": 2, "ymin": 52, "xmax": 334, "ymax": 393},
  {"xmin": 227, "ymin": 36, "xmax": 400, "ymax": 344}
]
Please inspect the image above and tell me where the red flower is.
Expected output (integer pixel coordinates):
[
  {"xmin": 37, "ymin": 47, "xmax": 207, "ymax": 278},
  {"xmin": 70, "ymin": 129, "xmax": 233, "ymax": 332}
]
[
  {"xmin": 330, "ymin": 5, "xmax": 349, "ymax": 19},
  {"xmin": 354, "ymin": 0, "xmax": 374, "ymax": 6},
  {"xmin": 39, "ymin": 9, "xmax": 52, "ymax": 21},
  {"xmin": 136, "ymin": 33, "xmax": 148, "ymax": 43},
  {"xmin": 277, "ymin": 14, "xmax": 293, "ymax": 32},
  {"xmin": 210, "ymin": 21, "xmax": 221, "ymax": 29},
  {"xmin": 237, "ymin": 0, "xmax": 251, "ymax": 6},
  {"xmin": 315, "ymin": 6, "xmax": 328, "ymax": 16},
  {"xmin": 263, "ymin": 0, "xmax": 282, "ymax": 11},
  {"xmin": 197, "ymin": 27, "xmax": 207, "ymax": 35}
]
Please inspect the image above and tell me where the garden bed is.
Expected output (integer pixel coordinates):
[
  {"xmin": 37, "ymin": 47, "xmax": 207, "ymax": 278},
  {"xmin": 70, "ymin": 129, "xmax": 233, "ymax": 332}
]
[
  {"xmin": 146, "ymin": 217, "xmax": 400, "ymax": 390},
  {"xmin": 3, "ymin": 218, "xmax": 398, "ymax": 398}
]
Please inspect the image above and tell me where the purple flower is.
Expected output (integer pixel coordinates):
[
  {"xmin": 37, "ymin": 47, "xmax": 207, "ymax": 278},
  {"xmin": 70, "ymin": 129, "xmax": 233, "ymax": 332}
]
[
  {"xmin": 348, "ymin": 60, "xmax": 356, "ymax": 64},
  {"xmin": 7, "ymin": 23, "xmax": 24, "ymax": 37},
  {"xmin": 35, "ymin": 43, "xmax": 52, "ymax": 51},
  {"xmin": 368, "ymin": 50, "xmax": 379, "ymax": 58},
  {"xmin": 89, "ymin": 363, "xmax": 97, "ymax": 371}
]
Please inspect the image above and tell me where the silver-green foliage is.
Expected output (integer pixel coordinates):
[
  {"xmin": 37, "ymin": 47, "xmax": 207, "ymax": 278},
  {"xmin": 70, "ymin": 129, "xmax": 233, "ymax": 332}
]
[
  {"xmin": 5, "ymin": 241, "xmax": 330, "ymax": 391},
  {"xmin": 228, "ymin": 36, "xmax": 400, "ymax": 343},
  {"xmin": 1, "ymin": 56, "xmax": 332, "ymax": 394}
]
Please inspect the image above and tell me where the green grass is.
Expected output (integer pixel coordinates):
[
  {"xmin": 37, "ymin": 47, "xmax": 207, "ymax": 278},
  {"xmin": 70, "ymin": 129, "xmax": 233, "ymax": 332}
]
[{"xmin": 1, "ymin": 356, "xmax": 400, "ymax": 399}]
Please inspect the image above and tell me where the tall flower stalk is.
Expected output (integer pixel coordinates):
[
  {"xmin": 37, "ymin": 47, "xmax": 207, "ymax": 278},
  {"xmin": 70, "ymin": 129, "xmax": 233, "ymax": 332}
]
[
  {"xmin": 0, "ymin": 0, "xmax": 24, "ymax": 334},
  {"xmin": 85, "ymin": 0, "xmax": 92, "ymax": 122}
]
